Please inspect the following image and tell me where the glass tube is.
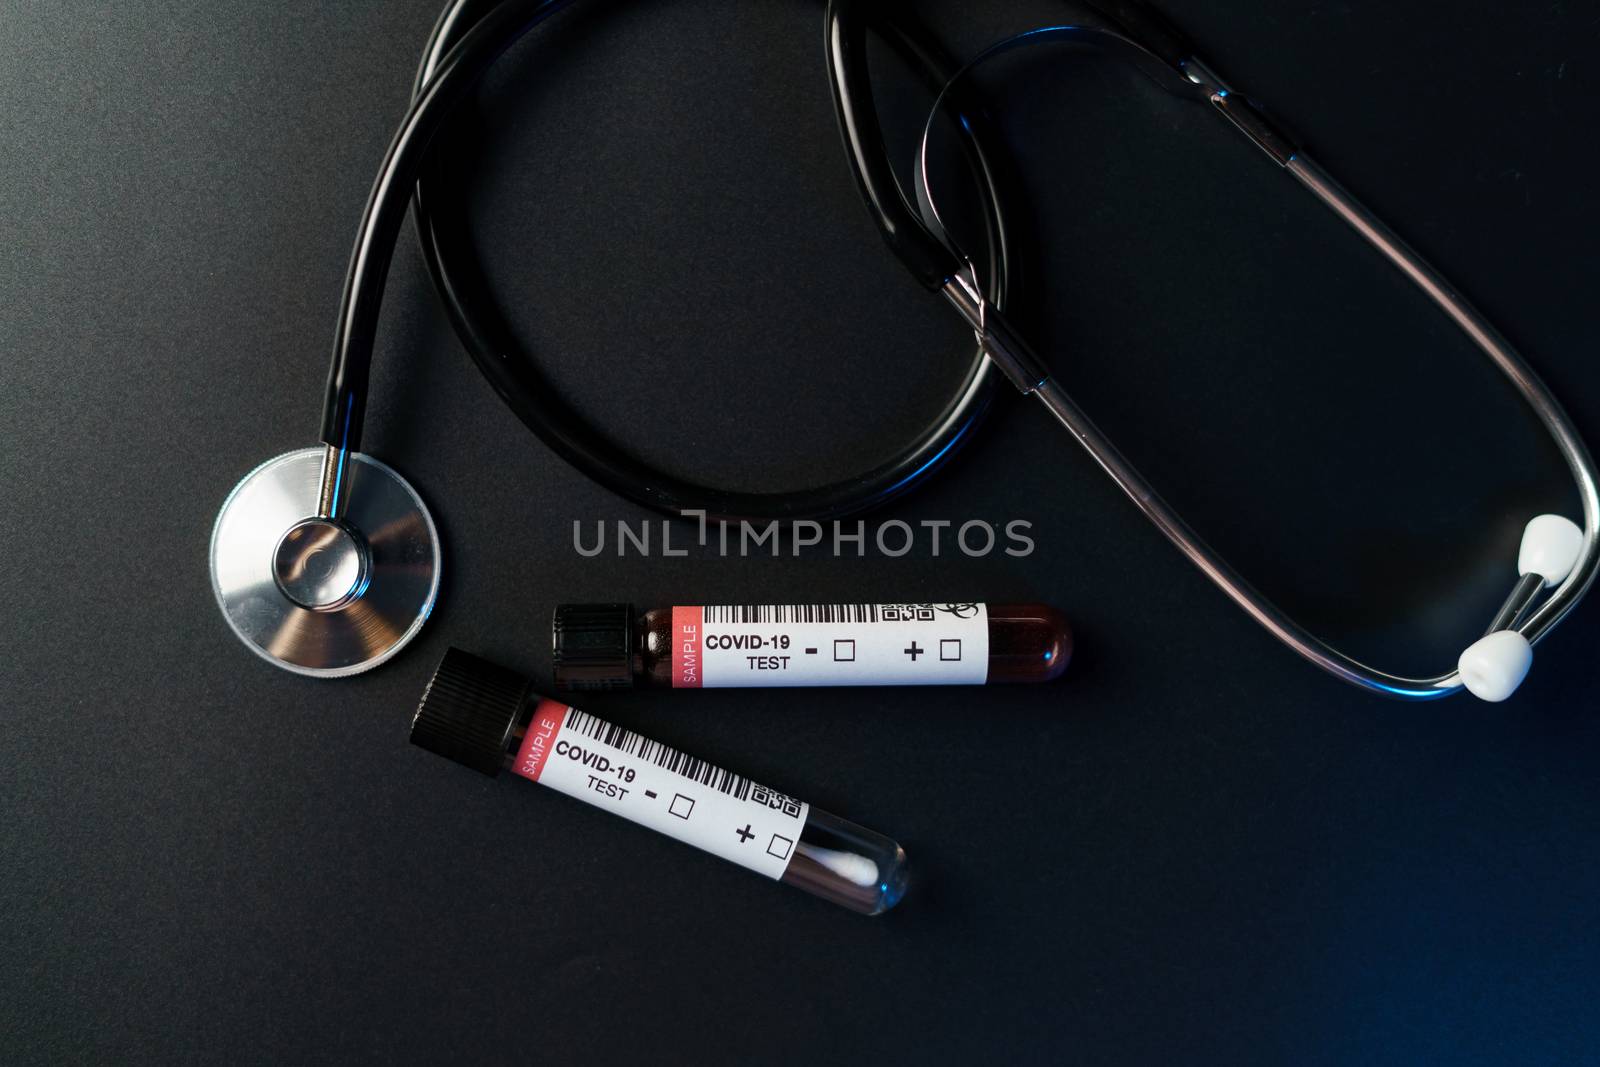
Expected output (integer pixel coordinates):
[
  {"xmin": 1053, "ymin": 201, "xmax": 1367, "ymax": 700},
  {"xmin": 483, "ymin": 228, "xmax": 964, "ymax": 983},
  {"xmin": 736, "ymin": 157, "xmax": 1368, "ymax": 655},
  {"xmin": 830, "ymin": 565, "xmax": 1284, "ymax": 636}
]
[
  {"xmin": 411, "ymin": 648, "xmax": 910, "ymax": 915},
  {"xmin": 553, "ymin": 601, "xmax": 1071, "ymax": 690}
]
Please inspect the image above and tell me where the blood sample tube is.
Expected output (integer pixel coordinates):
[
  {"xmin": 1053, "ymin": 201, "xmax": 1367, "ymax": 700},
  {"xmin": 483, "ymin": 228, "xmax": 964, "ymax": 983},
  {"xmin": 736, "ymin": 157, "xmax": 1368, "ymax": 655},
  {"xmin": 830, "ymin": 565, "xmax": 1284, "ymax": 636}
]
[
  {"xmin": 552, "ymin": 602, "xmax": 1071, "ymax": 690},
  {"xmin": 410, "ymin": 648, "xmax": 910, "ymax": 915}
]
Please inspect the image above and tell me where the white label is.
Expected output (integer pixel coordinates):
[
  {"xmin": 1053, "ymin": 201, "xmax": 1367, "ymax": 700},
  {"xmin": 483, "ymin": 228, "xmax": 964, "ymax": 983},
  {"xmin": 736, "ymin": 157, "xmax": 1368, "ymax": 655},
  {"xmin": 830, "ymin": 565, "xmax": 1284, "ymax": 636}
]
[
  {"xmin": 671, "ymin": 603, "xmax": 989, "ymax": 687},
  {"xmin": 513, "ymin": 701, "xmax": 809, "ymax": 880}
]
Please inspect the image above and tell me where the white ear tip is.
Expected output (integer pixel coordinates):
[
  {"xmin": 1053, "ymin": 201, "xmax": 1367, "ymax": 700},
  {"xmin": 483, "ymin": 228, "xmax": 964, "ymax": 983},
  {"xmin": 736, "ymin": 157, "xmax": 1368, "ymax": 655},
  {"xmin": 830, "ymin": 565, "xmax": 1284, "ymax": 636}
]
[
  {"xmin": 1518, "ymin": 514, "xmax": 1584, "ymax": 587},
  {"xmin": 1458, "ymin": 631, "xmax": 1533, "ymax": 702}
]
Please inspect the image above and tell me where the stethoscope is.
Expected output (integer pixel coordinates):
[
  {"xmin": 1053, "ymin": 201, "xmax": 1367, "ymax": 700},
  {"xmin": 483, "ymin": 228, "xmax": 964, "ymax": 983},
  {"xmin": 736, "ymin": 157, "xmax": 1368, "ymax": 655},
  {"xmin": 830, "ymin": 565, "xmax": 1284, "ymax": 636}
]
[{"xmin": 211, "ymin": 0, "xmax": 1598, "ymax": 702}]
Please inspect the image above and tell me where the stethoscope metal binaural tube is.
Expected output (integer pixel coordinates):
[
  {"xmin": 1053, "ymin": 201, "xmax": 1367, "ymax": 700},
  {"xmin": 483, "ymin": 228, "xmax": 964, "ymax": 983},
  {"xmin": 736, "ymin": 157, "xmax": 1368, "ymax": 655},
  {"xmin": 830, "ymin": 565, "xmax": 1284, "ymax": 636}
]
[{"xmin": 828, "ymin": 5, "xmax": 1600, "ymax": 700}]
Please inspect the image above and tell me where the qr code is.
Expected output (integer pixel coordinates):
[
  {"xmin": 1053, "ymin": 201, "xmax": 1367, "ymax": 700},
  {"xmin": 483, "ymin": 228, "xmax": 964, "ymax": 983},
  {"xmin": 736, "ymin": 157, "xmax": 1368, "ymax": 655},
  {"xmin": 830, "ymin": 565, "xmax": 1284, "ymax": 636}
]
[
  {"xmin": 749, "ymin": 785, "xmax": 803, "ymax": 819},
  {"xmin": 882, "ymin": 604, "xmax": 935, "ymax": 622}
]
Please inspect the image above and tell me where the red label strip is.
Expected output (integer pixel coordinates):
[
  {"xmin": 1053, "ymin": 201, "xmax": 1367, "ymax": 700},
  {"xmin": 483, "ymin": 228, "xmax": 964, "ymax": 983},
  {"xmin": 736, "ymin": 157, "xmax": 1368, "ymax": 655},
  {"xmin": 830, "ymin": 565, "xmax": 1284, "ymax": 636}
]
[
  {"xmin": 671, "ymin": 605, "xmax": 703, "ymax": 689},
  {"xmin": 512, "ymin": 699, "xmax": 569, "ymax": 782}
]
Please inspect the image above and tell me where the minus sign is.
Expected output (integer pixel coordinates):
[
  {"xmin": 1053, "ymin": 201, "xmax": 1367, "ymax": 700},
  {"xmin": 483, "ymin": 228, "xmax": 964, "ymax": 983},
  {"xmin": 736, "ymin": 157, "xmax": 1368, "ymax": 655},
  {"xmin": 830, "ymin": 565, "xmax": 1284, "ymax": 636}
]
[
  {"xmin": 645, "ymin": 790, "xmax": 657, "ymax": 799},
  {"xmin": 805, "ymin": 648, "xmax": 817, "ymax": 655}
]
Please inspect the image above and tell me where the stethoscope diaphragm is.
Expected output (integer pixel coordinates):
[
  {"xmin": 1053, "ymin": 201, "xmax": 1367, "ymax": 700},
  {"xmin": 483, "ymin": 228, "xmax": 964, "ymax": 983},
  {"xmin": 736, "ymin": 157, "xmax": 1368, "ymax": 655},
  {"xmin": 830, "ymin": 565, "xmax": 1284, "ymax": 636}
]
[{"xmin": 209, "ymin": 448, "xmax": 440, "ymax": 677}]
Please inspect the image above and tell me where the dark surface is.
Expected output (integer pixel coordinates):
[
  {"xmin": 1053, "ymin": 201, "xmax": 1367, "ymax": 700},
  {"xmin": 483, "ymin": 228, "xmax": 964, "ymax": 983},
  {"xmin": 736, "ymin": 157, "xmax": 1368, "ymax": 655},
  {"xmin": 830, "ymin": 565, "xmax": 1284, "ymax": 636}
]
[{"xmin": 4, "ymin": 2, "xmax": 1599, "ymax": 1063}]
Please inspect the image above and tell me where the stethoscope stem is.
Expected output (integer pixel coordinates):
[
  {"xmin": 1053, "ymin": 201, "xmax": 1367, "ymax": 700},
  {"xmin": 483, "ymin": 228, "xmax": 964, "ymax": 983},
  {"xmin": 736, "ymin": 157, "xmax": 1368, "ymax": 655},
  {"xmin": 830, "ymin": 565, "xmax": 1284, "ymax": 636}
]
[{"xmin": 317, "ymin": 444, "xmax": 350, "ymax": 521}]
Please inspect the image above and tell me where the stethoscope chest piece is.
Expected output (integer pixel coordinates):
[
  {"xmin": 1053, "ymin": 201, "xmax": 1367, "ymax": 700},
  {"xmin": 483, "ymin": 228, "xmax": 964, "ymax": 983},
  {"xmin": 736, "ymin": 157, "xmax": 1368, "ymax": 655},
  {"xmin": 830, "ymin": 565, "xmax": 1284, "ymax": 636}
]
[{"xmin": 209, "ymin": 448, "xmax": 440, "ymax": 677}]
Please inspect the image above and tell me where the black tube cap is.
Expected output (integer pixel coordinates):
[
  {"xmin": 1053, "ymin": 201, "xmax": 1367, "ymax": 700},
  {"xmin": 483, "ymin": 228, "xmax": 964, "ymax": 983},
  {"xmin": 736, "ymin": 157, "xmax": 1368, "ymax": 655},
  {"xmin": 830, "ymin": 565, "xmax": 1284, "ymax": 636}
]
[
  {"xmin": 552, "ymin": 603, "xmax": 635, "ymax": 691},
  {"xmin": 410, "ymin": 648, "xmax": 532, "ymax": 776}
]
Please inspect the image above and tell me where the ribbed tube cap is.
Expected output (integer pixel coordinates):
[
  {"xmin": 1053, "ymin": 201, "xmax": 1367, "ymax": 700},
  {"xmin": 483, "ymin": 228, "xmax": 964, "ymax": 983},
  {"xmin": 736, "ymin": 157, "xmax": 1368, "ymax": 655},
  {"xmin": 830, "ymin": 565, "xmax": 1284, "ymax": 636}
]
[
  {"xmin": 410, "ymin": 648, "xmax": 532, "ymax": 776},
  {"xmin": 552, "ymin": 603, "xmax": 635, "ymax": 690}
]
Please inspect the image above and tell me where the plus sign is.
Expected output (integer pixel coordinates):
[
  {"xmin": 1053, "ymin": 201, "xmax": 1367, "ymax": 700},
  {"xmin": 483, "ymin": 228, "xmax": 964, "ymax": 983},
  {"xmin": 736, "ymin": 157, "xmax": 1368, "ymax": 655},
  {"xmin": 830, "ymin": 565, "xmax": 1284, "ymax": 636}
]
[
  {"xmin": 904, "ymin": 642, "xmax": 924, "ymax": 661},
  {"xmin": 735, "ymin": 824, "xmax": 754, "ymax": 843}
]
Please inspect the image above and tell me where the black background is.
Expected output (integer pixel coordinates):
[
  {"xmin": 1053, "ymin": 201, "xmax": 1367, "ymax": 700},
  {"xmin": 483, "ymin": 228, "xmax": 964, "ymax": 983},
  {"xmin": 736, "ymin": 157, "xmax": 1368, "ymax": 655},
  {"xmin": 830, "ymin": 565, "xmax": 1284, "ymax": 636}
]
[{"xmin": 5, "ymin": 2, "xmax": 1600, "ymax": 1063}]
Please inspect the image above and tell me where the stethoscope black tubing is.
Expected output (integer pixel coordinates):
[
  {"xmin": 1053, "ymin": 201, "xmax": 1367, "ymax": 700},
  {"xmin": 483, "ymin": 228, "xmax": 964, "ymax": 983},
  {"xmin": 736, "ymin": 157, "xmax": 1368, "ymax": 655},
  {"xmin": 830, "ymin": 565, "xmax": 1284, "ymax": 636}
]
[
  {"xmin": 321, "ymin": 0, "xmax": 579, "ymax": 457},
  {"xmin": 825, "ymin": 0, "xmax": 1192, "ymax": 287},
  {"xmin": 823, "ymin": 1, "xmax": 965, "ymax": 291},
  {"xmin": 321, "ymin": 0, "xmax": 1029, "ymax": 521}
]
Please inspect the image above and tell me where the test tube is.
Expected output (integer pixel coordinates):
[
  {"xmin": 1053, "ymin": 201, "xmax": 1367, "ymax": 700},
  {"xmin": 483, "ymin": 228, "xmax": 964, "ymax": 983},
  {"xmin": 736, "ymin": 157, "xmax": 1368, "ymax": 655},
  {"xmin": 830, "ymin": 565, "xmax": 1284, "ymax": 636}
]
[
  {"xmin": 410, "ymin": 648, "xmax": 910, "ymax": 915},
  {"xmin": 553, "ymin": 601, "xmax": 1071, "ymax": 690}
]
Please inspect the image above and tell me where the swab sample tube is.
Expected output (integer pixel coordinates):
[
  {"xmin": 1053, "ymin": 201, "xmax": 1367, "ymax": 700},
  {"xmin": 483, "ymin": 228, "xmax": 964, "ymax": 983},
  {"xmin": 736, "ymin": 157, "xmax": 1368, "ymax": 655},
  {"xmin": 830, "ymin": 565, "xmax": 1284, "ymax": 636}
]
[
  {"xmin": 553, "ymin": 601, "xmax": 1071, "ymax": 690},
  {"xmin": 410, "ymin": 648, "xmax": 910, "ymax": 915}
]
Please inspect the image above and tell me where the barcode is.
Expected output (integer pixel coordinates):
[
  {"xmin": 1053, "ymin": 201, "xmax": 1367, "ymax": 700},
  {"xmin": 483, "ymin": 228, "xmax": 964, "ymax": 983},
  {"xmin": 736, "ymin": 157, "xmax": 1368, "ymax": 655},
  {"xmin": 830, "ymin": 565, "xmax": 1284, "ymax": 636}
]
[
  {"xmin": 563, "ymin": 707, "xmax": 754, "ymax": 801},
  {"xmin": 703, "ymin": 604, "xmax": 884, "ymax": 624}
]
